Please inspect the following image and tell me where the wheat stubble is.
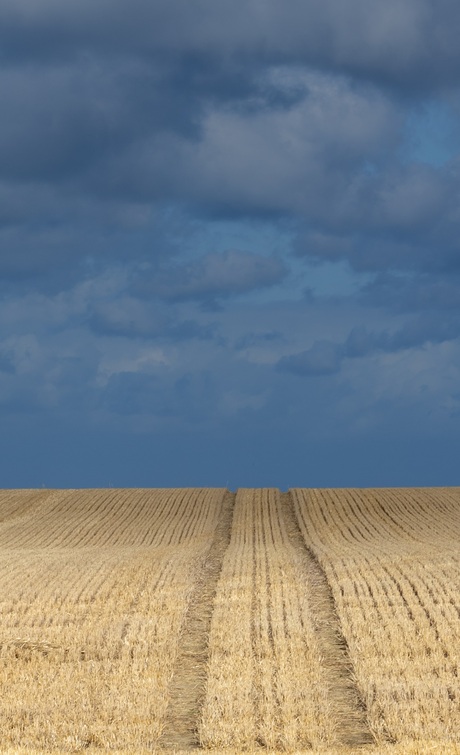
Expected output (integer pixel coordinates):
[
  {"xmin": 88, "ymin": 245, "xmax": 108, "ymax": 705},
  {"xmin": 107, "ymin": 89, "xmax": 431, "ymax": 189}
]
[
  {"xmin": 0, "ymin": 488, "xmax": 226, "ymax": 750},
  {"xmin": 291, "ymin": 487, "xmax": 460, "ymax": 744},
  {"xmin": 280, "ymin": 491, "xmax": 374, "ymax": 748},
  {"xmin": 200, "ymin": 488, "xmax": 343, "ymax": 750},
  {"xmin": 159, "ymin": 490, "xmax": 236, "ymax": 749}
]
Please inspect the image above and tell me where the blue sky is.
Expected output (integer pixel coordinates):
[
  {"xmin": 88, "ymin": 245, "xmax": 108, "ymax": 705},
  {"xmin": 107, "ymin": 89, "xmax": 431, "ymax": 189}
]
[{"xmin": 2, "ymin": 0, "xmax": 460, "ymax": 488}]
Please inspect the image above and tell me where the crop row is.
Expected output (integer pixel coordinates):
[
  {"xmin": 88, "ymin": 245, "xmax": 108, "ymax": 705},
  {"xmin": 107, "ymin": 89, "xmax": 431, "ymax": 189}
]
[
  {"xmin": 292, "ymin": 487, "xmax": 460, "ymax": 743},
  {"xmin": 0, "ymin": 486, "xmax": 458, "ymax": 750},
  {"xmin": 0, "ymin": 488, "xmax": 226, "ymax": 749}
]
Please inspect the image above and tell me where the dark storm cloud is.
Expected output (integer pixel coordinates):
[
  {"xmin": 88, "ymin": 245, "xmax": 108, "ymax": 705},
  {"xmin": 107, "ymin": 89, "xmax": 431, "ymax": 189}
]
[
  {"xmin": 360, "ymin": 273, "xmax": 460, "ymax": 311},
  {"xmin": 234, "ymin": 331, "xmax": 283, "ymax": 351},
  {"xmin": 0, "ymin": 57, "xmax": 204, "ymax": 187},
  {"xmin": 0, "ymin": 0, "xmax": 458, "ymax": 281},
  {"xmin": 88, "ymin": 298, "xmax": 168, "ymax": 339},
  {"xmin": 293, "ymin": 158, "xmax": 460, "ymax": 274},
  {"xmin": 277, "ymin": 339, "xmax": 343, "ymax": 376},
  {"xmin": 2, "ymin": 0, "xmax": 460, "ymax": 489},
  {"xmin": 89, "ymin": 296, "xmax": 217, "ymax": 341},
  {"xmin": 278, "ymin": 313, "xmax": 460, "ymax": 377},
  {"xmin": 345, "ymin": 316, "xmax": 460, "ymax": 355},
  {"xmin": 134, "ymin": 251, "xmax": 287, "ymax": 304},
  {"xmin": 2, "ymin": 0, "xmax": 460, "ymax": 92},
  {"xmin": 0, "ymin": 2, "xmax": 456, "ymax": 197}
]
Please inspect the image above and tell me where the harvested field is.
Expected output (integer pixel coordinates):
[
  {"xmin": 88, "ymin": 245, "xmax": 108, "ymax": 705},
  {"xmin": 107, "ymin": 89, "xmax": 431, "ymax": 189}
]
[
  {"xmin": 200, "ymin": 488, "xmax": 372, "ymax": 750},
  {"xmin": 0, "ymin": 488, "xmax": 227, "ymax": 750},
  {"xmin": 0, "ymin": 486, "xmax": 458, "ymax": 753},
  {"xmin": 292, "ymin": 487, "xmax": 460, "ymax": 747}
]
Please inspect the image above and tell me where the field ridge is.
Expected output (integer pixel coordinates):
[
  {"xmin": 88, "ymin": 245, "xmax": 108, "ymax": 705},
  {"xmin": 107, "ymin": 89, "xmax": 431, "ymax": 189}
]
[
  {"xmin": 159, "ymin": 490, "xmax": 236, "ymax": 750},
  {"xmin": 281, "ymin": 492, "xmax": 375, "ymax": 747}
]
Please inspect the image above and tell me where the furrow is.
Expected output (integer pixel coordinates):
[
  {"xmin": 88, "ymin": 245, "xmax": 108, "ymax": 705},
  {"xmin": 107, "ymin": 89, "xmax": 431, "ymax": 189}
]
[
  {"xmin": 280, "ymin": 492, "xmax": 374, "ymax": 747},
  {"xmin": 159, "ymin": 490, "xmax": 236, "ymax": 750}
]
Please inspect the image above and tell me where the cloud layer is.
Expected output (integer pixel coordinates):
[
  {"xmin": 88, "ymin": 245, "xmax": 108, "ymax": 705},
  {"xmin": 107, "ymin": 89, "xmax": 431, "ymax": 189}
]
[{"xmin": 1, "ymin": 0, "xmax": 460, "ymax": 486}]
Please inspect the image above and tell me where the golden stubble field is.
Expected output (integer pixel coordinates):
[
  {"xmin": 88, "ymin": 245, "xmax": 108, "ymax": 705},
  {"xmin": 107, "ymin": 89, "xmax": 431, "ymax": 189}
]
[{"xmin": 0, "ymin": 486, "xmax": 459, "ymax": 754}]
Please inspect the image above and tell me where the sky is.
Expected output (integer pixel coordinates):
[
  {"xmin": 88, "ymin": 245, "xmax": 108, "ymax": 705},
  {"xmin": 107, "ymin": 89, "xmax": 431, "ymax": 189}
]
[{"xmin": 2, "ymin": 0, "xmax": 460, "ymax": 489}]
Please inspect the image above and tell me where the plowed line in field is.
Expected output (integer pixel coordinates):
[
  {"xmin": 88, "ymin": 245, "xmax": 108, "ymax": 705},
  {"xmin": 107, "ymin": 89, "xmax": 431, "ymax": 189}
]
[
  {"xmin": 0, "ymin": 490, "xmax": 49, "ymax": 525},
  {"xmin": 281, "ymin": 492, "xmax": 374, "ymax": 747},
  {"xmin": 159, "ymin": 490, "xmax": 235, "ymax": 750}
]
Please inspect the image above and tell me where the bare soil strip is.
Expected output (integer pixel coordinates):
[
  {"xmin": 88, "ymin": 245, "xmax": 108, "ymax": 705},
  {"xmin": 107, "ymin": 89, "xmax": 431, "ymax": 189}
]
[
  {"xmin": 280, "ymin": 492, "xmax": 374, "ymax": 747},
  {"xmin": 159, "ymin": 490, "xmax": 236, "ymax": 750}
]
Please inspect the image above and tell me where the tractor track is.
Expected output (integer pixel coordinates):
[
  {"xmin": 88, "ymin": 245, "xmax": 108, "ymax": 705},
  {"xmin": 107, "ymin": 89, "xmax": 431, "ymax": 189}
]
[
  {"xmin": 280, "ymin": 491, "xmax": 375, "ymax": 748},
  {"xmin": 159, "ymin": 490, "xmax": 236, "ymax": 749}
]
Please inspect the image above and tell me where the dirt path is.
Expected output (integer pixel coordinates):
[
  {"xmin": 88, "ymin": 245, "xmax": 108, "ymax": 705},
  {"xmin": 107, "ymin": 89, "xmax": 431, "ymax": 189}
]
[
  {"xmin": 159, "ymin": 490, "xmax": 236, "ymax": 749},
  {"xmin": 280, "ymin": 492, "xmax": 375, "ymax": 747}
]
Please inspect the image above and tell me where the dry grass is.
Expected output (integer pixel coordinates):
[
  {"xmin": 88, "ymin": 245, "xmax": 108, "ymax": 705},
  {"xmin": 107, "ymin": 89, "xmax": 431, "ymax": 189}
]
[
  {"xmin": 0, "ymin": 487, "xmax": 226, "ymax": 750},
  {"xmin": 2, "ymin": 747, "xmax": 460, "ymax": 755},
  {"xmin": 2, "ymin": 744, "xmax": 460, "ymax": 755},
  {"xmin": 200, "ymin": 487, "xmax": 362, "ymax": 750},
  {"xmin": 291, "ymin": 487, "xmax": 460, "ymax": 746},
  {"xmin": 0, "ymin": 486, "xmax": 459, "ymax": 752},
  {"xmin": 159, "ymin": 491, "xmax": 235, "ymax": 749}
]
